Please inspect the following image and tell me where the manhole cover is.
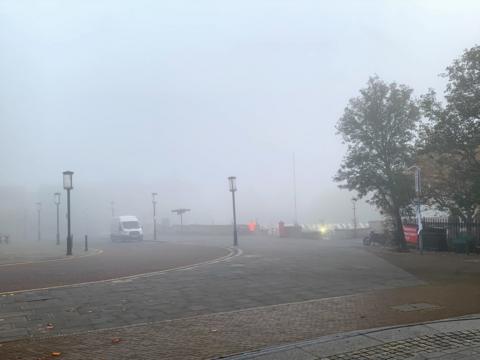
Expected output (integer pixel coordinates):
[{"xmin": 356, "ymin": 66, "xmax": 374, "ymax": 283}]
[{"xmin": 391, "ymin": 303, "xmax": 440, "ymax": 312}]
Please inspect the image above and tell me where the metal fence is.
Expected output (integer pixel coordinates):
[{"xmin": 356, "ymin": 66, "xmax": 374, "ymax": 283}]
[{"xmin": 403, "ymin": 217, "xmax": 480, "ymax": 250}]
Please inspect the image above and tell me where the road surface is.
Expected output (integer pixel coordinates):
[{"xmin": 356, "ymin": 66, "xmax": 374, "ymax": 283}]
[{"xmin": 0, "ymin": 235, "xmax": 421, "ymax": 345}]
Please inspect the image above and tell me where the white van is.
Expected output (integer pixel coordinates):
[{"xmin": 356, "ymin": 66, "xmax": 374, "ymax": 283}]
[{"xmin": 110, "ymin": 215, "xmax": 144, "ymax": 242}]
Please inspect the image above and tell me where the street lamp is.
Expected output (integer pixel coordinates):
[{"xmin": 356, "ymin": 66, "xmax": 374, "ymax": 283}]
[
  {"xmin": 63, "ymin": 171, "xmax": 74, "ymax": 256},
  {"xmin": 172, "ymin": 208, "xmax": 190, "ymax": 232},
  {"xmin": 36, "ymin": 202, "xmax": 42, "ymax": 241},
  {"xmin": 407, "ymin": 165, "xmax": 423, "ymax": 254},
  {"xmin": 228, "ymin": 176, "xmax": 238, "ymax": 247},
  {"xmin": 54, "ymin": 192, "xmax": 61, "ymax": 245},
  {"xmin": 351, "ymin": 197, "xmax": 358, "ymax": 239},
  {"xmin": 152, "ymin": 192, "xmax": 158, "ymax": 241}
]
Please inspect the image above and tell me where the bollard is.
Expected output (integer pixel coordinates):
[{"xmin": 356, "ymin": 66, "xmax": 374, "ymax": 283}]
[{"xmin": 84, "ymin": 235, "xmax": 88, "ymax": 252}]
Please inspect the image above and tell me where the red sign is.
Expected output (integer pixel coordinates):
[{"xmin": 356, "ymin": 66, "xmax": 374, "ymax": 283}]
[{"xmin": 403, "ymin": 225, "xmax": 418, "ymax": 245}]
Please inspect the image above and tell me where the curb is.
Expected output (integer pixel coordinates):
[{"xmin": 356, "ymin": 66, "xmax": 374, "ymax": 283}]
[{"xmin": 221, "ymin": 314, "xmax": 480, "ymax": 359}]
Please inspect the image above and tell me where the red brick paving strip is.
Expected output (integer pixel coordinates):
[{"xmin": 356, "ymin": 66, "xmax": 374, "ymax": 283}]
[{"xmin": 2, "ymin": 282, "xmax": 480, "ymax": 360}]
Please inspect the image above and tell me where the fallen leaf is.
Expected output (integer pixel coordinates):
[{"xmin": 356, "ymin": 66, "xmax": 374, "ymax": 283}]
[
  {"xmin": 111, "ymin": 337, "xmax": 122, "ymax": 344},
  {"xmin": 51, "ymin": 352, "xmax": 61, "ymax": 356}
]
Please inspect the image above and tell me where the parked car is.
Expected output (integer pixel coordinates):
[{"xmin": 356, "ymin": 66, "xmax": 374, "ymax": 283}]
[{"xmin": 110, "ymin": 215, "xmax": 144, "ymax": 242}]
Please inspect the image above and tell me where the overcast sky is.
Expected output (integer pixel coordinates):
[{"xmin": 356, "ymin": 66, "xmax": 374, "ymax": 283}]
[{"xmin": 1, "ymin": 0, "xmax": 480, "ymax": 225}]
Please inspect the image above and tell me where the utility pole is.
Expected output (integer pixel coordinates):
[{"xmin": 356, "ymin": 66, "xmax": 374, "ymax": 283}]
[{"xmin": 293, "ymin": 152, "xmax": 298, "ymax": 225}]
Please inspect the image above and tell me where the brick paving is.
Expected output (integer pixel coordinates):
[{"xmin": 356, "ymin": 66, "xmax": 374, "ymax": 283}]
[
  {"xmin": 226, "ymin": 318, "xmax": 480, "ymax": 360},
  {"xmin": 0, "ymin": 237, "xmax": 421, "ymax": 342},
  {"xmin": 0, "ymin": 240, "xmax": 229, "ymax": 292},
  {"xmin": 1, "ymin": 237, "xmax": 480, "ymax": 359},
  {"xmin": 2, "ymin": 281, "xmax": 480, "ymax": 359},
  {"xmin": 0, "ymin": 287, "xmax": 479, "ymax": 359},
  {"xmin": 320, "ymin": 330, "xmax": 480, "ymax": 359}
]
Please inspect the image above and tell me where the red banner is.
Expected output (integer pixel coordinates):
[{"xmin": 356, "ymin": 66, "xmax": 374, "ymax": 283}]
[{"xmin": 403, "ymin": 225, "xmax": 418, "ymax": 245}]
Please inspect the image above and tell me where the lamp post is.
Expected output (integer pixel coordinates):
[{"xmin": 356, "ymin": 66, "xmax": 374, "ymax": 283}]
[
  {"xmin": 228, "ymin": 176, "xmax": 238, "ymax": 247},
  {"xmin": 110, "ymin": 201, "xmax": 115, "ymax": 217},
  {"xmin": 407, "ymin": 165, "xmax": 423, "ymax": 254},
  {"xmin": 63, "ymin": 171, "xmax": 74, "ymax": 256},
  {"xmin": 54, "ymin": 192, "xmax": 61, "ymax": 245},
  {"xmin": 152, "ymin": 192, "xmax": 158, "ymax": 241},
  {"xmin": 351, "ymin": 197, "xmax": 358, "ymax": 239},
  {"xmin": 36, "ymin": 202, "xmax": 42, "ymax": 241}
]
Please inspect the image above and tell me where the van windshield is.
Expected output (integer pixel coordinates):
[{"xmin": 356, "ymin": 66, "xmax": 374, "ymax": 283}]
[{"xmin": 122, "ymin": 221, "xmax": 139, "ymax": 229}]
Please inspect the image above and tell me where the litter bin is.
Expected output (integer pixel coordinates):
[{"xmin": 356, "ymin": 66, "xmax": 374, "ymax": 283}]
[{"xmin": 453, "ymin": 233, "xmax": 474, "ymax": 254}]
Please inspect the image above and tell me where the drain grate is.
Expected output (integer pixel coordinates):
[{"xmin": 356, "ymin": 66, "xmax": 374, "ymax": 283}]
[{"xmin": 321, "ymin": 329, "xmax": 480, "ymax": 359}]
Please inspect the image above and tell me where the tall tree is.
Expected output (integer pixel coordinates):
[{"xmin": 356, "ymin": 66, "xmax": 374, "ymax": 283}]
[
  {"xmin": 335, "ymin": 76, "xmax": 420, "ymax": 248},
  {"xmin": 419, "ymin": 45, "xmax": 480, "ymax": 221}
]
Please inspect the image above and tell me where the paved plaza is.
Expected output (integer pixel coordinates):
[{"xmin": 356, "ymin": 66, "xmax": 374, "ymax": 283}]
[{"xmin": 1, "ymin": 235, "xmax": 480, "ymax": 359}]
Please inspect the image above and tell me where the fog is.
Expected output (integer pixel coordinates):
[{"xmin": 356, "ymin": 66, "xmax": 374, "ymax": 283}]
[{"xmin": 1, "ymin": 0, "xmax": 480, "ymax": 239}]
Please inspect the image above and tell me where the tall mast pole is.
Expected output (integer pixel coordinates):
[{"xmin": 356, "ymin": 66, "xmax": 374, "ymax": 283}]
[{"xmin": 293, "ymin": 152, "xmax": 298, "ymax": 225}]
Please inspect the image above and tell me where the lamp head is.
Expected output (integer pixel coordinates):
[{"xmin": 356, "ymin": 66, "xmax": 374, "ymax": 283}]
[
  {"xmin": 62, "ymin": 171, "xmax": 74, "ymax": 190},
  {"xmin": 228, "ymin": 176, "xmax": 237, "ymax": 192}
]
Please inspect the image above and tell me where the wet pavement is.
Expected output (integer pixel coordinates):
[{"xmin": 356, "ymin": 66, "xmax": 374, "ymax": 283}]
[
  {"xmin": 0, "ymin": 241, "xmax": 92, "ymax": 266},
  {"xmin": 1, "ymin": 236, "xmax": 479, "ymax": 359},
  {"xmin": 0, "ymin": 239, "xmax": 228, "ymax": 292},
  {"xmin": 0, "ymin": 236, "xmax": 422, "ymax": 342}
]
